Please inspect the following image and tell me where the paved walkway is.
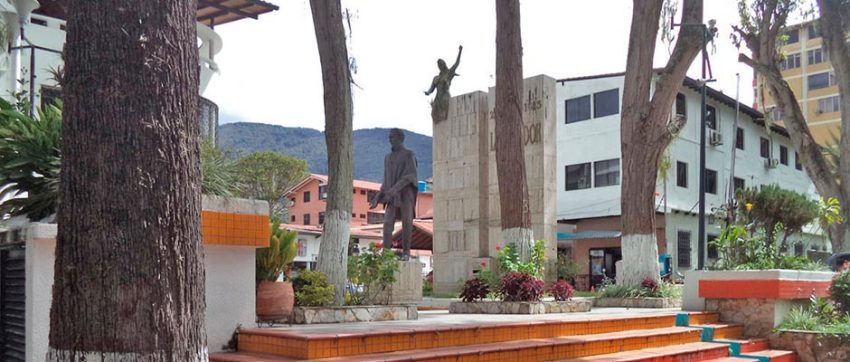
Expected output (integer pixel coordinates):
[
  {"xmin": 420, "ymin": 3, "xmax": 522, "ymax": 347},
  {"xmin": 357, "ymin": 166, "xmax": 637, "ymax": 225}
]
[{"xmin": 251, "ymin": 306, "xmax": 684, "ymax": 336}]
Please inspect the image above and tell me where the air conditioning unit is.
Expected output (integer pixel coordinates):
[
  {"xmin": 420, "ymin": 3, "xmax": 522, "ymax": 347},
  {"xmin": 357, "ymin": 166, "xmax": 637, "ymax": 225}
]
[
  {"xmin": 708, "ymin": 130, "xmax": 723, "ymax": 146},
  {"xmin": 765, "ymin": 158, "xmax": 779, "ymax": 168}
]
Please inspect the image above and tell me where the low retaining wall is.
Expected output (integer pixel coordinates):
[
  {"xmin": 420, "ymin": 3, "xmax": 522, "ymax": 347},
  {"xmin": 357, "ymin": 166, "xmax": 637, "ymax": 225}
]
[
  {"xmin": 448, "ymin": 300, "xmax": 592, "ymax": 314},
  {"xmin": 769, "ymin": 330, "xmax": 850, "ymax": 362},
  {"xmin": 291, "ymin": 305, "xmax": 418, "ymax": 324},
  {"xmin": 594, "ymin": 297, "xmax": 681, "ymax": 308}
]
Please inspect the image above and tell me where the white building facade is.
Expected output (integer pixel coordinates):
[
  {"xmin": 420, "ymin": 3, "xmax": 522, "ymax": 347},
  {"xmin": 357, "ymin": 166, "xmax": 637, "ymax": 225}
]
[{"xmin": 555, "ymin": 73, "xmax": 826, "ymax": 279}]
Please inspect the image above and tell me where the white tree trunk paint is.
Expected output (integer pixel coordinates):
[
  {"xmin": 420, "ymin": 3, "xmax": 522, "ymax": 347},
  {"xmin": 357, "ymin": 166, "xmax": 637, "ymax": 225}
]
[
  {"xmin": 619, "ymin": 233, "xmax": 660, "ymax": 287},
  {"xmin": 317, "ymin": 210, "xmax": 351, "ymax": 305},
  {"xmin": 502, "ymin": 227, "xmax": 534, "ymax": 261}
]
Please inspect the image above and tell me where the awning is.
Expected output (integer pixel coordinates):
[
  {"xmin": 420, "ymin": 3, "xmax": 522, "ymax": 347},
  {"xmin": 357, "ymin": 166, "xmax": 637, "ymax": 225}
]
[
  {"xmin": 33, "ymin": 0, "xmax": 279, "ymax": 27},
  {"xmin": 557, "ymin": 230, "xmax": 621, "ymax": 240}
]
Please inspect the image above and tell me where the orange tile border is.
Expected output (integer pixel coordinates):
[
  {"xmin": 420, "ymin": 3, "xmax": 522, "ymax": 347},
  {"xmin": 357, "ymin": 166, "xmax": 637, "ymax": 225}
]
[{"xmin": 699, "ymin": 279, "xmax": 831, "ymax": 299}]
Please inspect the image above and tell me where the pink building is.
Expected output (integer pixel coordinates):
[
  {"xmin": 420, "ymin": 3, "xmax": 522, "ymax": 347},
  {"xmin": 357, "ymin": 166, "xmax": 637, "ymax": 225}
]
[{"xmin": 286, "ymin": 174, "xmax": 433, "ymax": 227}]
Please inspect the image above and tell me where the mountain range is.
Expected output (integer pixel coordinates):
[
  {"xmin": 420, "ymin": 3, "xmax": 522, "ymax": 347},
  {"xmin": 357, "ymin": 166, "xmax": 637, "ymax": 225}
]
[{"xmin": 217, "ymin": 122, "xmax": 433, "ymax": 183}]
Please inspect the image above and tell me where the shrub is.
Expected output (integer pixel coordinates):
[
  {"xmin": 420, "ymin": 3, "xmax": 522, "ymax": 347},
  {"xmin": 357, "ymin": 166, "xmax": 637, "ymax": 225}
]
[
  {"xmin": 833, "ymin": 271, "xmax": 850, "ymax": 316},
  {"xmin": 549, "ymin": 280, "xmax": 574, "ymax": 301},
  {"xmin": 293, "ymin": 270, "xmax": 334, "ymax": 307},
  {"xmin": 496, "ymin": 240, "xmax": 547, "ymax": 278},
  {"xmin": 640, "ymin": 277, "xmax": 659, "ymax": 293},
  {"xmin": 499, "ymin": 272, "xmax": 545, "ymax": 302},
  {"xmin": 459, "ymin": 278, "xmax": 489, "ymax": 303},
  {"xmin": 347, "ymin": 243, "xmax": 400, "ymax": 305}
]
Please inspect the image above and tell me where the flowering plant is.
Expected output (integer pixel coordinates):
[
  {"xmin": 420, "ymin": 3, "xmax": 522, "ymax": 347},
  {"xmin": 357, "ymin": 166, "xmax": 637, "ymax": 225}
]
[{"xmin": 347, "ymin": 243, "xmax": 399, "ymax": 305}]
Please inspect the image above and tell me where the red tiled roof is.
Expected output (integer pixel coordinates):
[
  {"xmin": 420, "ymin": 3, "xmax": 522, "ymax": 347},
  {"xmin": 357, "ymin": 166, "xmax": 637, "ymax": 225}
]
[{"xmin": 285, "ymin": 174, "xmax": 382, "ymax": 197}]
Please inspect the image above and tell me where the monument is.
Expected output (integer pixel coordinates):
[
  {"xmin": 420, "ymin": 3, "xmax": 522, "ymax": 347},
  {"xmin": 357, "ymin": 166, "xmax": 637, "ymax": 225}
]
[
  {"xmin": 432, "ymin": 75, "xmax": 558, "ymax": 293},
  {"xmin": 425, "ymin": 45, "xmax": 463, "ymax": 123}
]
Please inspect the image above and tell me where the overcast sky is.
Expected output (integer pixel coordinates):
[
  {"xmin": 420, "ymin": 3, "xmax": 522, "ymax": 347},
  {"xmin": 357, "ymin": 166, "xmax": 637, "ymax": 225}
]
[{"xmin": 204, "ymin": 1, "xmax": 790, "ymax": 137}]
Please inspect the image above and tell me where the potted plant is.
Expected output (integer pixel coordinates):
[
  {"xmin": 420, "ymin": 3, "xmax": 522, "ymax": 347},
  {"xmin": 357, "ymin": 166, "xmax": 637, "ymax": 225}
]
[{"xmin": 255, "ymin": 217, "xmax": 298, "ymax": 321}]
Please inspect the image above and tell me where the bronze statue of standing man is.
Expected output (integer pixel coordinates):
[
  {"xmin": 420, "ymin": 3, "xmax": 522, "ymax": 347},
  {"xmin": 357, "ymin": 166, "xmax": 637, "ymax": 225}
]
[
  {"xmin": 425, "ymin": 45, "xmax": 463, "ymax": 123},
  {"xmin": 369, "ymin": 128, "xmax": 418, "ymax": 260}
]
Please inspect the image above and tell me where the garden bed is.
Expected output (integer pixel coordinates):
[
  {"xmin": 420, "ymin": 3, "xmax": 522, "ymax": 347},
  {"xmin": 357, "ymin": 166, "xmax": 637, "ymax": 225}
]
[
  {"xmin": 448, "ymin": 300, "xmax": 592, "ymax": 314},
  {"xmin": 291, "ymin": 305, "xmax": 418, "ymax": 324},
  {"xmin": 769, "ymin": 330, "xmax": 850, "ymax": 362},
  {"xmin": 594, "ymin": 297, "xmax": 681, "ymax": 308}
]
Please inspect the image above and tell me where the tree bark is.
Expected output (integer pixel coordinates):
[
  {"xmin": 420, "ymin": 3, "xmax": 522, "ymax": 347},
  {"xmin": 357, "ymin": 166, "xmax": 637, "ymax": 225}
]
[
  {"xmin": 620, "ymin": 0, "xmax": 705, "ymax": 286},
  {"xmin": 734, "ymin": 0, "xmax": 846, "ymax": 252},
  {"xmin": 494, "ymin": 0, "xmax": 533, "ymax": 258},
  {"xmin": 311, "ymin": 0, "xmax": 353, "ymax": 306},
  {"xmin": 817, "ymin": 0, "xmax": 850, "ymax": 252},
  {"xmin": 48, "ymin": 1, "xmax": 206, "ymax": 360}
]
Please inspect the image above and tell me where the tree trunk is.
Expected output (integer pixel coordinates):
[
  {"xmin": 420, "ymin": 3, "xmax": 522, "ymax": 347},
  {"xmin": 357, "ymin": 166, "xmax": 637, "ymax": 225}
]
[
  {"xmin": 734, "ymin": 0, "xmax": 846, "ymax": 253},
  {"xmin": 48, "ymin": 1, "xmax": 205, "ymax": 360},
  {"xmin": 620, "ymin": 0, "xmax": 704, "ymax": 287},
  {"xmin": 494, "ymin": 0, "xmax": 533, "ymax": 259},
  {"xmin": 817, "ymin": 0, "xmax": 850, "ymax": 252},
  {"xmin": 311, "ymin": 0, "xmax": 353, "ymax": 306}
]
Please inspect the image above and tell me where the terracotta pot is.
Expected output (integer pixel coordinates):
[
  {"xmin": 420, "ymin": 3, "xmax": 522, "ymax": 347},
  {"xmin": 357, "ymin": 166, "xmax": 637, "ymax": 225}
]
[{"xmin": 256, "ymin": 280, "xmax": 294, "ymax": 321}]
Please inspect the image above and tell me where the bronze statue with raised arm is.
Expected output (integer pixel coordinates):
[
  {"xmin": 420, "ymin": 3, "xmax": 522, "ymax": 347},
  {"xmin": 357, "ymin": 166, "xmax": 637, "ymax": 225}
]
[
  {"xmin": 369, "ymin": 128, "xmax": 419, "ymax": 260},
  {"xmin": 425, "ymin": 45, "xmax": 463, "ymax": 123}
]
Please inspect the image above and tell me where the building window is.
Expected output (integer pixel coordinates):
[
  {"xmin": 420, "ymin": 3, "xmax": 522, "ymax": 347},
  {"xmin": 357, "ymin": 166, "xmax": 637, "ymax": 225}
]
[
  {"xmin": 794, "ymin": 242, "xmax": 804, "ymax": 256},
  {"xmin": 785, "ymin": 29, "xmax": 799, "ymax": 44},
  {"xmin": 795, "ymin": 152, "xmax": 803, "ymax": 170},
  {"xmin": 565, "ymin": 163, "xmax": 592, "ymax": 191},
  {"xmin": 359, "ymin": 214, "xmax": 365, "ymax": 219},
  {"xmin": 807, "ymin": 47, "xmax": 828, "ymax": 65},
  {"xmin": 360, "ymin": 189, "xmax": 366, "ymax": 195},
  {"xmin": 297, "ymin": 239, "xmax": 307, "ymax": 257},
  {"xmin": 318, "ymin": 212, "xmax": 325, "ymax": 225},
  {"xmin": 817, "ymin": 96, "xmax": 841, "ymax": 113},
  {"xmin": 675, "ymin": 93, "xmax": 687, "ymax": 118},
  {"xmin": 677, "ymin": 230, "xmax": 691, "ymax": 268},
  {"xmin": 706, "ymin": 169, "xmax": 718, "ymax": 194},
  {"xmin": 367, "ymin": 190, "xmax": 377, "ymax": 203},
  {"xmin": 304, "ymin": 191, "xmax": 311, "ymax": 203},
  {"xmin": 769, "ymin": 107, "xmax": 783, "ymax": 122},
  {"xmin": 319, "ymin": 184, "xmax": 328, "ymax": 200},
  {"xmin": 593, "ymin": 159, "xmax": 620, "ymax": 187},
  {"xmin": 676, "ymin": 161, "xmax": 688, "ymax": 188},
  {"xmin": 565, "ymin": 95, "xmax": 591, "ymax": 124},
  {"xmin": 760, "ymin": 137, "xmax": 771, "ymax": 158},
  {"xmin": 736, "ymin": 127, "xmax": 744, "ymax": 150},
  {"xmin": 593, "ymin": 88, "xmax": 619, "ymax": 118},
  {"xmin": 780, "ymin": 145, "xmax": 789, "ymax": 165},
  {"xmin": 705, "ymin": 105, "xmax": 717, "ymax": 130},
  {"xmin": 807, "ymin": 23, "xmax": 820, "ymax": 39},
  {"xmin": 780, "ymin": 53, "xmax": 801, "ymax": 70},
  {"xmin": 733, "ymin": 177, "xmax": 745, "ymax": 193},
  {"xmin": 291, "ymin": 215, "xmax": 296, "ymax": 222},
  {"xmin": 303, "ymin": 213, "xmax": 311, "ymax": 225},
  {"xmin": 707, "ymin": 234, "xmax": 719, "ymax": 259},
  {"xmin": 367, "ymin": 212, "xmax": 384, "ymax": 225},
  {"xmin": 808, "ymin": 72, "xmax": 836, "ymax": 90}
]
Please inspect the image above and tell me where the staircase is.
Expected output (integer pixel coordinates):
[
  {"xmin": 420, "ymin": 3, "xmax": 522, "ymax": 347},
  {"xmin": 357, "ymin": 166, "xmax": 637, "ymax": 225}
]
[{"xmin": 210, "ymin": 312, "xmax": 795, "ymax": 362}]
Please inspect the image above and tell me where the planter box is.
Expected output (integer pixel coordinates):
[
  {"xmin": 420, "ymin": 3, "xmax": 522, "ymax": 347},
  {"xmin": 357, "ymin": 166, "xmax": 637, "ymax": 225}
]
[
  {"xmin": 683, "ymin": 270, "xmax": 835, "ymax": 337},
  {"xmin": 448, "ymin": 300, "xmax": 592, "ymax": 314},
  {"xmin": 594, "ymin": 297, "xmax": 681, "ymax": 308},
  {"xmin": 291, "ymin": 305, "xmax": 417, "ymax": 324},
  {"xmin": 769, "ymin": 330, "xmax": 850, "ymax": 362}
]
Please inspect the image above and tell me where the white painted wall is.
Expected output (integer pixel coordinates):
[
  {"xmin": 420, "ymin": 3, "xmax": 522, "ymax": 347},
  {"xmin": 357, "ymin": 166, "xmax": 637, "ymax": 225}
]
[{"xmin": 22, "ymin": 224, "xmax": 257, "ymax": 361}]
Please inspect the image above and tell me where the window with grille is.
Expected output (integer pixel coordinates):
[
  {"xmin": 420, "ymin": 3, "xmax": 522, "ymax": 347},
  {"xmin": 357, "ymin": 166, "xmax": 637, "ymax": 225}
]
[
  {"xmin": 780, "ymin": 53, "xmax": 801, "ymax": 70},
  {"xmin": 705, "ymin": 105, "xmax": 717, "ymax": 130},
  {"xmin": 817, "ymin": 96, "xmax": 840, "ymax": 113},
  {"xmin": 706, "ymin": 169, "xmax": 718, "ymax": 194},
  {"xmin": 677, "ymin": 231, "xmax": 691, "ymax": 268},
  {"xmin": 807, "ymin": 47, "xmax": 828, "ymax": 65},
  {"xmin": 676, "ymin": 161, "xmax": 688, "ymax": 188},
  {"xmin": 780, "ymin": 145, "xmax": 789, "ymax": 165},
  {"xmin": 736, "ymin": 128, "xmax": 744, "ymax": 150},
  {"xmin": 303, "ymin": 213, "xmax": 311, "ymax": 225},
  {"xmin": 760, "ymin": 137, "xmax": 771, "ymax": 158}
]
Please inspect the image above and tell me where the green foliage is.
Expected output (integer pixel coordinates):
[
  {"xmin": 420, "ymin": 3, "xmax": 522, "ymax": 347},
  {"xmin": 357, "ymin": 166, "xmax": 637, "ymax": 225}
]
[
  {"xmin": 347, "ymin": 243, "xmax": 399, "ymax": 305},
  {"xmin": 710, "ymin": 225, "xmax": 828, "ymax": 271},
  {"xmin": 553, "ymin": 251, "xmax": 580, "ymax": 281},
  {"xmin": 256, "ymin": 218, "xmax": 298, "ymax": 285},
  {"xmin": 833, "ymin": 271, "xmax": 850, "ymax": 316},
  {"xmin": 735, "ymin": 185, "xmax": 819, "ymax": 247},
  {"xmin": 0, "ymin": 98, "xmax": 61, "ymax": 220},
  {"xmin": 496, "ymin": 240, "xmax": 546, "ymax": 278},
  {"xmin": 293, "ymin": 270, "xmax": 335, "ymax": 307},
  {"xmin": 598, "ymin": 281, "xmax": 681, "ymax": 299},
  {"xmin": 234, "ymin": 151, "xmax": 308, "ymax": 219},
  {"xmin": 778, "ymin": 295, "xmax": 850, "ymax": 334},
  {"xmin": 201, "ymin": 138, "xmax": 240, "ymax": 197}
]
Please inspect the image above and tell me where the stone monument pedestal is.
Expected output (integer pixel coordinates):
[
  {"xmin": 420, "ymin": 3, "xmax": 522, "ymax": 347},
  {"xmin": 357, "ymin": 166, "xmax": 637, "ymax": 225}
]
[{"xmin": 378, "ymin": 260, "xmax": 424, "ymax": 304}]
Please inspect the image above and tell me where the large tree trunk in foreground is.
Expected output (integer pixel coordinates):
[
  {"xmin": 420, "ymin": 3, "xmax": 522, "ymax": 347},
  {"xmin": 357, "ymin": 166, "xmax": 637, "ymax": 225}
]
[
  {"xmin": 494, "ymin": 0, "xmax": 533, "ymax": 259},
  {"xmin": 620, "ymin": 0, "xmax": 704, "ymax": 287},
  {"xmin": 818, "ymin": 0, "xmax": 850, "ymax": 252},
  {"xmin": 311, "ymin": 0, "xmax": 353, "ymax": 305},
  {"xmin": 734, "ymin": 0, "xmax": 846, "ymax": 252},
  {"xmin": 48, "ymin": 0, "xmax": 205, "ymax": 360}
]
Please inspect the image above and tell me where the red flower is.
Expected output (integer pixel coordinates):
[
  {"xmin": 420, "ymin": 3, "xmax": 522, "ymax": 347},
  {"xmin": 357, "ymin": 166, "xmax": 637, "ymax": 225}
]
[
  {"xmin": 375, "ymin": 243, "xmax": 383, "ymax": 249},
  {"xmin": 481, "ymin": 261, "xmax": 487, "ymax": 267},
  {"xmin": 495, "ymin": 245, "xmax": 502, "ymax": 251}
]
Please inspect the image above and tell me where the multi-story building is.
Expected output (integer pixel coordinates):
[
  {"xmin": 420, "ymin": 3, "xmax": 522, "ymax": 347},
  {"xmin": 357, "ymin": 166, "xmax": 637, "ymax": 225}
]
[
  {"xmin": 556, "ymin": 72, "xmax": 825, "ymax": 290},
  {"xmin": 286, "ymin": 174, "xmax": 434, "ymax": 227},
  {"xmin": 755, "ymin": 19, "xmax": 840, "ymax": 144}
]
